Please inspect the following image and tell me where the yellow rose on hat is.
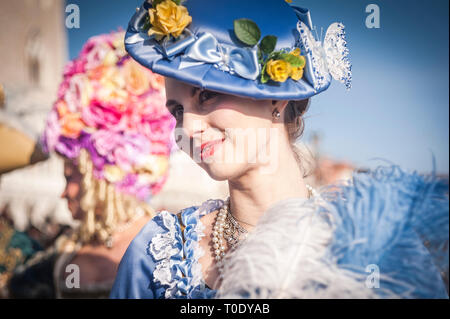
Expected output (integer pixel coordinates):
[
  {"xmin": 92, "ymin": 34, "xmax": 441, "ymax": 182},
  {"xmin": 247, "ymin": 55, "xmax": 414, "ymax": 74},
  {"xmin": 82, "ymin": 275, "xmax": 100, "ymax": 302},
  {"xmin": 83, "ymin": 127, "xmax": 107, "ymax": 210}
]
[
  {"xmin": 288, "ymin": 48, "xmax": 306, "ymax": 81},
  {"xmin": 290, "ymin": 48, "xmax": 301, "ymax": 57},
  {"xmin": 266, "ymin": 59, "xmax": 292, "ymax": 83},
  {"xmin": 289, "ymin": 67, "xmax": 304, "ymax": 81},
  {"xmin": 148, "ymin": 0, "xmax": 192, "ymax": 40}
]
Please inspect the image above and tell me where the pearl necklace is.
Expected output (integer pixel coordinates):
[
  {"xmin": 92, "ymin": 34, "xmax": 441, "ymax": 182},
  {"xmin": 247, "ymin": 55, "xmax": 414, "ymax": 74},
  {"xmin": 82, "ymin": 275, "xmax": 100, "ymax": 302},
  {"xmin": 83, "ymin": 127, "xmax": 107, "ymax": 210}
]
[{"xmin": 212, "ymin": 183, "xmax": 318, "ymax": 263}]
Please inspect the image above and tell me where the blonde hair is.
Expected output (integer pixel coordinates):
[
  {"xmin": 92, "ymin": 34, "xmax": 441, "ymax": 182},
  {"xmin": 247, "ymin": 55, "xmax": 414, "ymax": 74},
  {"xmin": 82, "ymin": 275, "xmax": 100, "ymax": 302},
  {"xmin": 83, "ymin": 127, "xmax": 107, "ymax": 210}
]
[{"xmin": 74, "ymin": 149, "xmax": 155, "ymax": 246}]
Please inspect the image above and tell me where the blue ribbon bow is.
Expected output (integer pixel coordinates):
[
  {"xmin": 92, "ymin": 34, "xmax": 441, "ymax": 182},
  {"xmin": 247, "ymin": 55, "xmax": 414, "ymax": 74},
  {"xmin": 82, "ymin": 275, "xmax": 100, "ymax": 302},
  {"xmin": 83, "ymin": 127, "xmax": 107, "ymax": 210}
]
[
  {"xmin": 178, "ymin": 33, "xmax": 260, "ymax": 80},
  {"xmin": 125, "ymin": 10, "xmax": 261, "ymax": 82}
]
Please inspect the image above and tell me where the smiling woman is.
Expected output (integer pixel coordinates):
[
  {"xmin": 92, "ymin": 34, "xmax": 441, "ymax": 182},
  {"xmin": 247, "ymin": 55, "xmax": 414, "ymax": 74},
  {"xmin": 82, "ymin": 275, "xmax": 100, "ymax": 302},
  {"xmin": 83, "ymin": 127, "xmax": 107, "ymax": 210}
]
[{"xmin": 110, "ymin": 0, "xmax": 448, "ymax": 299}]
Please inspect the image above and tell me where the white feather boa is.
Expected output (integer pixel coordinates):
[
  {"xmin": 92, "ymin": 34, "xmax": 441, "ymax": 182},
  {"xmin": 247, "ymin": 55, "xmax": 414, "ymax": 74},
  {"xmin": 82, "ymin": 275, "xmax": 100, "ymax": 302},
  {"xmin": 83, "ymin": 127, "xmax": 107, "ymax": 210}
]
[
  {"xmin": 215, "ymin": 196, "xmax": 382, "ymax": 299},
  {"xmin": 215, "ymin": 163, "xmax": 449, "ymax": 299}
]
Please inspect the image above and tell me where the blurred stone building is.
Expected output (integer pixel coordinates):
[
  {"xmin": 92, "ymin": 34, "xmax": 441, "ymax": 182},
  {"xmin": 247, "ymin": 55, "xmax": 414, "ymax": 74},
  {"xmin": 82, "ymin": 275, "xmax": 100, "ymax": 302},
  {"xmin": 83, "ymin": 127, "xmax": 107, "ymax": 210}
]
[
  {"xmin": 0, "ymin": 0, "xmax": 67, "ymax": 94},
  {"xmin": 0, "ymin": 0, "xmax": 73, "ymax": 237}
]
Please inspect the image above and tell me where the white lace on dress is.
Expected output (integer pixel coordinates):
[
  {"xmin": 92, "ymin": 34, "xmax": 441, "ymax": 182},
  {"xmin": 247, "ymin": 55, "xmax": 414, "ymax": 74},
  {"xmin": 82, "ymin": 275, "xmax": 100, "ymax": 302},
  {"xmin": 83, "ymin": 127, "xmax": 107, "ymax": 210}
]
[
  {"xmin": 148, "ymin": 210, "xmax": 180, "ymax": 298},
  {"xmin": 148, "ymin": 199, "xmax": 224, "ymax": 298}
]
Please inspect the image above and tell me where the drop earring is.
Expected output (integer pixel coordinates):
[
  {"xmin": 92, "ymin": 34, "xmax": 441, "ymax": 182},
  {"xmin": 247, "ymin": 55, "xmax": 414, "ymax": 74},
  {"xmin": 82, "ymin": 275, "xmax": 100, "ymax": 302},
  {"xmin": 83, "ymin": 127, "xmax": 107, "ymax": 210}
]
[{"xmin": 272, "ymin": 109, "xmax": 281, "ymax": 120}]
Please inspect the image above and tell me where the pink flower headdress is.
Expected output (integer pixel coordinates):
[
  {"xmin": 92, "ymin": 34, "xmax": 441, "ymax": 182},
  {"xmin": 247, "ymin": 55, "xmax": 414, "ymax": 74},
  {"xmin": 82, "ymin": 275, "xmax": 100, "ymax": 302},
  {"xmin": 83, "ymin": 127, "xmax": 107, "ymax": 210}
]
[{"xmin": 42, "ymin": 31, "xmax": 176, "ymax": 202}]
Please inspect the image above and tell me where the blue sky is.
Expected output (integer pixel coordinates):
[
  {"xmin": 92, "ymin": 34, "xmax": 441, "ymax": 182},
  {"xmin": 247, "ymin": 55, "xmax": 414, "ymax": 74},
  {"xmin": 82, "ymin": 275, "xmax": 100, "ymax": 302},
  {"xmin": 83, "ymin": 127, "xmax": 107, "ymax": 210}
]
[{"xmin": 65, "ymin": 0, "xmax": 449, "ymax": 174}]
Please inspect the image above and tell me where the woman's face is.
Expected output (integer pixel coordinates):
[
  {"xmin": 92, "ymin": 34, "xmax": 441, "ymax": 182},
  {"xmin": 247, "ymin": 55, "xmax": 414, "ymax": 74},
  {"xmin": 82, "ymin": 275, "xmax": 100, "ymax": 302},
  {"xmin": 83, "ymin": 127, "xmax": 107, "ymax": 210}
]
[
  {"xmin": 165, "ymin": 78, "xmax": 284, "ymax": 180},
  {"xmin": 61, "ymin": 160, "xmax": 84, "ymax": 220}
]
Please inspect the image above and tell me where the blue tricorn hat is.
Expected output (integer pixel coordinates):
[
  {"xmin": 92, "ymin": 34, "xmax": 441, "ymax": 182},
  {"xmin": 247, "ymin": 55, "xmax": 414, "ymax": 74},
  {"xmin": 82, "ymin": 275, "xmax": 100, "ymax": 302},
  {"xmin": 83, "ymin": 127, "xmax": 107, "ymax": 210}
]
[{"xmin": 125, "ymin": 0, "xmax": 351, "ymax": 100}]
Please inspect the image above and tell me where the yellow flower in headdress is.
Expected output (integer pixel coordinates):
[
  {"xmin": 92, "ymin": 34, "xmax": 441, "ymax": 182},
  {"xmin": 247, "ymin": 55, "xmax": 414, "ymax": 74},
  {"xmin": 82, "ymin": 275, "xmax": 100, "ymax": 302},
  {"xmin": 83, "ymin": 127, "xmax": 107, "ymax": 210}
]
[
  {"xmin": 134, "ymin": 155, "xmax": 169, "ymax": 182},
  {"xmin": 122, "ymin": 59, "xmax": 151, "ymax": 96},
  {"xmin": 148, "ymin": 0, "xmax": 192, "ymax": 40},
  {"xmin": 288, "ymin": 48, "xmax": 306, "ymax": 81},
  {"xmin": 266, "ymin": 59, "xmax": 292, "ymax": 83},
  {"xmin": 97, "ymin": 68, "xmax": 128, "ymax": 108},
  {"xmin": 103, "ymin": 50, "xmax": 119, "ymax": 67},
  {"xmin": 112, "ymin": 32, "xmax": 127, "ymax": 56}
]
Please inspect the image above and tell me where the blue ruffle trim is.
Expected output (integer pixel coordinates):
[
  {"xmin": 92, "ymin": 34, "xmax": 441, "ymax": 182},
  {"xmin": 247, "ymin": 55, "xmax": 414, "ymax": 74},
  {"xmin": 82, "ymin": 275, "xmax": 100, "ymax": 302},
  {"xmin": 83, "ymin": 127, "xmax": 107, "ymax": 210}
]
[
  {"xmin": 150, "ymin": 199, "xmax": 224, "ymax": 298},
  {"xmin": 177, "ymin": 199, "xmax": 224, "ymax": 298}
]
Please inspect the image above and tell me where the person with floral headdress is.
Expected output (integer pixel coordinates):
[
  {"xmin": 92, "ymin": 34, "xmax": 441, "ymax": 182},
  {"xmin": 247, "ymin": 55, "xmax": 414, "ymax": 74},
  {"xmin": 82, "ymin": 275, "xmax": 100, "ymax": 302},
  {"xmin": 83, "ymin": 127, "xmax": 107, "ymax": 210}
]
[
  {"xmin": 8, "ymin": 30, "xmax": 176, "ymax": 298},
  {"xmin": 110, "ymin": 0, "xmax": 448, "ymax": 299}
]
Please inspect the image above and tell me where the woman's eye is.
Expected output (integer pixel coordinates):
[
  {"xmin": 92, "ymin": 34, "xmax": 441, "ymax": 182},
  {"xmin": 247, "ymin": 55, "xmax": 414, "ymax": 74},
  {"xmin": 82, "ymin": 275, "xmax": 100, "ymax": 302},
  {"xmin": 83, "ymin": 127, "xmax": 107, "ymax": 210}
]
[
  {"xmin": 199, "ymin": 90, "xmax": 218, "ymax": 104},
  {"xmin": 172, "ymin": 105, "xmax": 184, "ymax": 120}
]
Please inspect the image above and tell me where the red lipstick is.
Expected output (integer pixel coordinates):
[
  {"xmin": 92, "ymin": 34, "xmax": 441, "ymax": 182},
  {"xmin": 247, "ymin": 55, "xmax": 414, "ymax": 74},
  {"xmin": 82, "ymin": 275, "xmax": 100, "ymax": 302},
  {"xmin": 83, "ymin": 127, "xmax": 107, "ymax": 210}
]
[{"xmin": 200, "ymin": 138, "xmax": 225, "ymax": 160}]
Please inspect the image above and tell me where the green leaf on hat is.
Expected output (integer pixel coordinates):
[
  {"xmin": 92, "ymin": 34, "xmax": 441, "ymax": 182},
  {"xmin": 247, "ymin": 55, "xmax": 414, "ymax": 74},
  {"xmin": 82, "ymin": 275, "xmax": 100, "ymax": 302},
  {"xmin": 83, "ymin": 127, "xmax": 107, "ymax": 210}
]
[
  {"xmin": 267, "ymin": 50, "xmax": 284, "ymax": 61},
  {"xmin": 257, "ymin": 49, "xmax": 264, "ymax": 64},
  {"xmin": 141, "ymin": 15, "xmax": 151, "ymax": 32},
  {"xmin": 234, "ymin": 19, "xmax": 261, "ymax": 46},
  {"xmin": 259, "ymin": 35, "xmax": 277, "ymax": 55},
  {"xmin": 261, "ymin": 62, "xmax": 269, "ymax": 84},
  {"xmin": 152, "ymin": 0, "xmax": 164, "ymax": 7},
  {"xmin": 281, "ymin": 53, "xmax": 305, "ymax": 68}
]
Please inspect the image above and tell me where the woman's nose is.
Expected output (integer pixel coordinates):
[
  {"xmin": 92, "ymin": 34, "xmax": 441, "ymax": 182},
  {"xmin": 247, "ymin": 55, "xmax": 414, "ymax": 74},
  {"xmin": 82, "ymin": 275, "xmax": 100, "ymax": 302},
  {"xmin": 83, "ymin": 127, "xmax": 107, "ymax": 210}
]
[{"xmin": 181, "ymin": 112, "xmax": 207, "ymax": 140}]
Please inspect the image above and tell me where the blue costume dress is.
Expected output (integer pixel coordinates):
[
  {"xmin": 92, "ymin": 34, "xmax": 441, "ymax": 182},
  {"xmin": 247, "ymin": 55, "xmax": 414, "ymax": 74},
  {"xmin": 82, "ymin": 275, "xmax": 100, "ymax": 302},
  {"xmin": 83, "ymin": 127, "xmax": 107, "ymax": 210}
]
[
  {"xmin": 110, "ymin": 164, "xmax": 449, "ymax": 299},
  {"xmin": 110, "ymin": 199, "xmax": 221, "ymax": 299}
]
